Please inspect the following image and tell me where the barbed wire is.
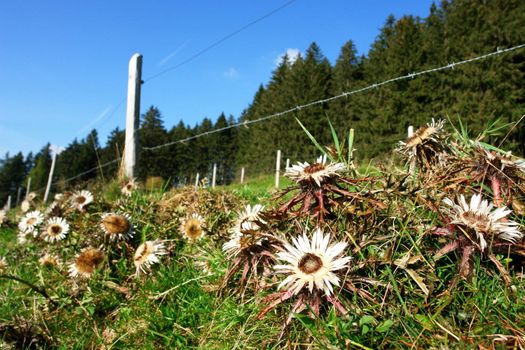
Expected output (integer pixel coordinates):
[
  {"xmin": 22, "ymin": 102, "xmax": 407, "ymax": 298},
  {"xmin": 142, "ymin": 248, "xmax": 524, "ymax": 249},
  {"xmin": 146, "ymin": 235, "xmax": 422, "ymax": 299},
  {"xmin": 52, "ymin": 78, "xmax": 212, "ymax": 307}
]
[
  {"xmin": 143, "ymin": 0, "xmax": 298, "ymax": 83},
  {"xmin": 143, "ymin": 43, "xmax": 525, "ymax": 151}
]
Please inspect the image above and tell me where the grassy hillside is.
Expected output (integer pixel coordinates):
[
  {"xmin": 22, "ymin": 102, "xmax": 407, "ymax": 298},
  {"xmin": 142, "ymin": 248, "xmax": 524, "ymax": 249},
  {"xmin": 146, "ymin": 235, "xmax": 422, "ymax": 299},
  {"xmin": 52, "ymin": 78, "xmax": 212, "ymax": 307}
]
[{"xmin": 1, "ymin": 121, "xmax": 525, "ymax": 349}]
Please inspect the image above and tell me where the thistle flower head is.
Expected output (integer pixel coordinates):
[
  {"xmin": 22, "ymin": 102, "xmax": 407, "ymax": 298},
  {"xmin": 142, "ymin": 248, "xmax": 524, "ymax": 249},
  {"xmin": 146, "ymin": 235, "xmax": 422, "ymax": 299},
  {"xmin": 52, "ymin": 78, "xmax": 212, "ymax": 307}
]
[
  {"xmin": 41, "ymin": 217, "xmax": 70, "ymax": 242},
  {"xmin": 285, "ymin": 156, "xmax": 345, "ymax": 187},
  {"xmin": 134, "ymin": 240, "xmax": 167, "ymax": 275},
  {"xmin": 442, "ymin": 193, "xmax": 522, "ymax": 251},
  {"xmin": 100, "ymin": 212, "xmax": 134, "ymax": 241},
  {"xmin": 18, "ymin": 210, "xmax": 44, "ymax": 234},
  {"xmin": 180, "ymin": 213, "xmax": 206, "ymax": 241},
  {"xmin": 68, "ymin": 247, "xmax": 104, "ymax": 279},
  {"xmin": 274, "ymin": 228, "xmax": 350, "ymax": 296},
  {"xmin": 70, "ymin": 190, "xmax": 94, "ymax": 211}
]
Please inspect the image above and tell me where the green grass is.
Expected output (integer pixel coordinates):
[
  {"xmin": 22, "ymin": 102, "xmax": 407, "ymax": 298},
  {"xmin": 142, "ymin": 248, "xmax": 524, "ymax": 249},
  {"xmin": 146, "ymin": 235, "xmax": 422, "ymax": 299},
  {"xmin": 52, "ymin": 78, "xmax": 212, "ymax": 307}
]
[{"xmin": 1, "ymin": 172, "xmax": 525, "ymax": 349}]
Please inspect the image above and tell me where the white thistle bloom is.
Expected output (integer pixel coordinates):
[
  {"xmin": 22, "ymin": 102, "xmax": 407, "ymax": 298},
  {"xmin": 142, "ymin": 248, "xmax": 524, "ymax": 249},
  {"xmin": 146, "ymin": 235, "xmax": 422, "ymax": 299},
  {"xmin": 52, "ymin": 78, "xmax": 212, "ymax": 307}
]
[
  {"xmin": 100, "ymin": 212, "xmax": 134, "ymax": 241},
  {"xmin": 285, "ymin": 156, "xmax": 345, "ymax": 187},
  {"xmin": 70, "ymin": 190, "xmax": 94, "ymax": 211},
  {"xmin": 231, "ymin": 204, "xmax": 266, "ymax": 234},
  {"xmin": 18, "ymin": 210, "xmax": 44, "ymax": 233},
  {"xmin": 41, "ymin": 217, "xmax": 70, "ymax": 242},
  {"xmin": 274, "ymin": 228, "xmax": 350, "ymax": 296},
  {"xmin": 222, "ymin": 233, "xmax": 244, "ymax": 257},
  {"xmin": 134, "ymin": 240, "xmax": 167, "ymax": 275},
  {"xmin": 442, "ymin": 193, "xmax": 522, "ymax": 251},
  {"xmin": 180, "ymin": 213, "xmax": 206, "ymax": 241}
]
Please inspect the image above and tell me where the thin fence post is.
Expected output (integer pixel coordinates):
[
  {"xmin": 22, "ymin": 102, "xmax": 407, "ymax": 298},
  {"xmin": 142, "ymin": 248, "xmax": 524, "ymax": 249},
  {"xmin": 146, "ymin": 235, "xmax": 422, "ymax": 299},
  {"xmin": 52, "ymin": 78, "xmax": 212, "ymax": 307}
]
[
  {"xmin": 285, "ymin": 158, "xmax": 290, "ymax": 170},
  {"xmin": 212, "ymin": 164, "xmax": 217, "ymax": 188},
  {"xmin": 44, "ymin": 148, "xmax": 58, "ymax": 203},
  {"xmin": 195, "ymin": 173, "xmax": 200, "ymax": 187},
  {"xmin": 275, "ymin": 150, "xmax": 281, "ymax": 189},
  {"xmin": 16, "ymin": 187, "xmax": 22, "ymax": 207},
  {"xmin": 5, "ymin": 195, "xmax": 12, "ymax": 210},
  {"xmin": 26, "ymin": 177, "xmax": 31, "ymax": 198},
  {"xmin": 123, "ymin": 53, "xmax": 143, "ymax": 180},
  {"xmin": 408, "ymin": 125, "xmax": 416, "ymax": 175},
  {"xmin": 240, "ymin": 167, "xmax": 245, "ymax": 184}
]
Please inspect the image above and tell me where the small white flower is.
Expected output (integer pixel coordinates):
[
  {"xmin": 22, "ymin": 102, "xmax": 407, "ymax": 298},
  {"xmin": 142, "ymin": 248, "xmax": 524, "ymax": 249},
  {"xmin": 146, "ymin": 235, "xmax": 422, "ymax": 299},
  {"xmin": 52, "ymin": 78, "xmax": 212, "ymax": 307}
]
[
  {"xmin": 274, "ymin": 228, "xmax": 350, "ymax": 296},
  {"xmin": 41, "ymin": 217, "xmax": 70, "ymax": 242},
  {"xmin": 442, "ymin": 193, "xmax": 522, "ymax": 251},
  {"xmin": 180, "ymin": 213, "xmax": 206, "ymax": 241},
  {"xmin": 18, "ymin": 210, "xmax": 44, "ymax": 233},
  {"xmin": 70, "ymin": 190, "xmax": 94, "ymax": 211},
  {"xmin": 285, "ymin": 156, "xmax": 345, "ymax": 186},
  {"xmin": 134, "ymin": 240, "xmax": 167, "ymax": 275}
]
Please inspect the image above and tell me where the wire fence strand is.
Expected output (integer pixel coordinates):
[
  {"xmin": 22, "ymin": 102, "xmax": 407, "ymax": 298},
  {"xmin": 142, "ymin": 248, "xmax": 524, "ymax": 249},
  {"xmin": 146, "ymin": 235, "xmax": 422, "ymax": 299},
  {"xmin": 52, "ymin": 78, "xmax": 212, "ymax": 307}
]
[{"xmin": 143, "ymin": 43, "xmax": 525, "ymax": 151}]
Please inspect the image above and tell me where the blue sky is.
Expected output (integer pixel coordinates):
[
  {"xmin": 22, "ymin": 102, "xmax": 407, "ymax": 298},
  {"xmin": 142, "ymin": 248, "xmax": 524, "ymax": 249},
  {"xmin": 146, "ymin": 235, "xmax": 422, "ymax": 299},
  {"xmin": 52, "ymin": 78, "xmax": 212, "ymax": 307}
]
[{"xmin": 0, "ymin": 0, "xmax": 435, "ymax": 156}]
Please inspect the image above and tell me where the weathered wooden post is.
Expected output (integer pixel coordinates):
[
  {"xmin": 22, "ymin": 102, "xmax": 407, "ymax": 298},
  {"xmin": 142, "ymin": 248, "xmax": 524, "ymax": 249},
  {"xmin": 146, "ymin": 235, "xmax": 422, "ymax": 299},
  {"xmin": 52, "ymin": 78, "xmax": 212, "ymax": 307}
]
[
  {"xmin": 212, "ymin": 164, "xmax": 217, "ymax": 188},
  {"xmin": 26, "ymin": 177, "xmax": 31, "ymax": 198},
  {"xmin": 275, "ymin": 150, "xmax": 281, "ymax": 189},
  {"xmin": 43, "ymin": 146, "xmax": 58, "ymax": 203},
  {"xmin": 123, "ymin": 53, "xmax": 143, "ymax": 180},
  {"xmin": 16, "ymin": 187, "xmax": 22, "ymax": 207},
  {"xmin": 5, "ymin": 195, "xmax": 11, "ymax": 210},
  {"xmin": 240, "ymin": 167, "xmax": 245, "ymax": 184},
  {"xmin": 285, "ymin": 158, "xmax": 290, "ymax": 170},
  {"xmin": 408, "ymin": 125, "xmax": 416, "ymax": 175},
  {"xmin": 195, "ymin": 173, "xmax": 200, "ymax": 187}
]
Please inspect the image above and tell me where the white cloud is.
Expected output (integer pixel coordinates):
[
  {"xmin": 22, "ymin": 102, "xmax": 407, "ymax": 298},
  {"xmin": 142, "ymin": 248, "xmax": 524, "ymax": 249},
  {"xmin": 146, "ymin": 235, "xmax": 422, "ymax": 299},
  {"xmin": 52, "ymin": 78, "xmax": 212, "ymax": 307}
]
[
  {"xmin": 223, "ymin": 67, "xmax": 240, "ymax": 80},
  {"xmin": 274, "ymin": 48, "xmax": 301, "ymax": 66}
]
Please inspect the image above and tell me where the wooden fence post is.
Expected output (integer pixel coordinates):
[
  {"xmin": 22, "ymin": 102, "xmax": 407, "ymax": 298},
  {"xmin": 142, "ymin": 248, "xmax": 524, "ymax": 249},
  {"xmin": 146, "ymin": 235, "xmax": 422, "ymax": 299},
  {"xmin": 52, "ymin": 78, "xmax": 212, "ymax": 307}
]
[
  {"xmin": 26, "ymin": 177, "xmax": 31, "ymax": 198},
  {"xmin": 123, "ymin": 53, "xmax": 143, "ymax": 180},
  {"xmin": 5, "ymin": 195, "xmax": 11, "ymax": 210},
  {"xmin": 43, "ymin": 147, "xmax": 58, "ymax": 203},
  {"xmin": 212, "ymin": 164, "xmax": 217, "ymax": 188},
  {"xmin": 16, "ymin": 187, "xmax": 22, "ymax": 207},
  {"xmin": 275, "ymin": 150, "xmax": 281, "ymax": 189},
  {"xmin": 195, "ymin": 173, "xmax": 200, "ymax": 187},
  {"xmin": 240, "ymin": 167, "xmax": 245, "ymax": 184},
  {"xmin": 408, "ymin": 125, "xmax": 414, "ymax": 138},
  {"xmin": 285, "ymin": 158, "xmax": 290, "ymax": 170}
]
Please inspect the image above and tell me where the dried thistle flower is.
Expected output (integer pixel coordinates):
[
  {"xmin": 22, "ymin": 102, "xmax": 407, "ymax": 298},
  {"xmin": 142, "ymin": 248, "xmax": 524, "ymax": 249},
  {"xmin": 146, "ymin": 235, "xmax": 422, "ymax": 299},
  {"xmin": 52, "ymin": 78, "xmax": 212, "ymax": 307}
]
[
  {"xmin": 100, "ymin": 213, "xmax": 134, "ymax": 241},
  {"xmin": 68, "ymin": 247, "xmax": 104, "ymax": 279}
]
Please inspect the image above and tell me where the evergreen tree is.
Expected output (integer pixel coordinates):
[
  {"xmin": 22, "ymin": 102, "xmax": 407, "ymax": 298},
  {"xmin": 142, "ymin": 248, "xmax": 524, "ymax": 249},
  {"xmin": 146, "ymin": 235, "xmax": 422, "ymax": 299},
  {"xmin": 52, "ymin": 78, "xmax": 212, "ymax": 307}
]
[
  {"xmin": 28, "ymin": 144, "xmax": 52, "ymax": 194},
  {"xmin": 138, "ymin": 106, "xmax": 170, "ymax": 180},
  {"xmin": 0, "ymin": 152, "xmax": 27, "ymax": 205}
]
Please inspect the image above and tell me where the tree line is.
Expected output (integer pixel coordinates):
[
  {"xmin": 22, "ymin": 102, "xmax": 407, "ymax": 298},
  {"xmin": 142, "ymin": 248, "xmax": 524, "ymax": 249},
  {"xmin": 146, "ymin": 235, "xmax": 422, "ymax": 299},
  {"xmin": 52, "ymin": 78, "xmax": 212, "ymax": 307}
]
[{"xmin": 1, "ymin": 0, "xmax": 524, "ymax": 204}]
